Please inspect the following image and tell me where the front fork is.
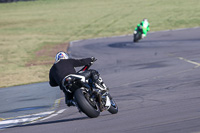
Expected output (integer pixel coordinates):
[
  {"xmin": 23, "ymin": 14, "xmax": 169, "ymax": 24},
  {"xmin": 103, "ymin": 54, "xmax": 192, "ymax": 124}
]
[
  {"xmin": 93, "ymin": 86, "xmax": 111, "ymax": 111},
  {"xmin": 84, "ymin": 77, "xmax": 111, "ymax": 112}
]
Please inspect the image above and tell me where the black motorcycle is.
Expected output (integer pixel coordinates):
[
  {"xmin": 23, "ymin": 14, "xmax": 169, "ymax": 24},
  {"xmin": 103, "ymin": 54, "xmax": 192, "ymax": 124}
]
[
  {"xmin": 62, "ymin": 59, "xmax": 118, "ymax": 118},
  {"xmin": 133, "ymin": 26, "xmax": 143, "ymax": 42}
]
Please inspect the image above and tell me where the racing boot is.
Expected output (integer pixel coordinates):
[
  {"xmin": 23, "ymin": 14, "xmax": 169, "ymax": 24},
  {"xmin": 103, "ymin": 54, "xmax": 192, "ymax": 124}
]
[
  {"xmin": 63, "ymin": 90, "xmax": 75, "ymax": 107},
  {"xmin": 66, "ymin": 99, "xmax": 76, "ymax": 107}
]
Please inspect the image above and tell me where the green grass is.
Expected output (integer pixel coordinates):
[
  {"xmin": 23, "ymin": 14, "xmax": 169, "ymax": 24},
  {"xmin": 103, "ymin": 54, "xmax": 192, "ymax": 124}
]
[{"xmin": 0, "ymin": 0, "xmax": 199, "ymax": 88}]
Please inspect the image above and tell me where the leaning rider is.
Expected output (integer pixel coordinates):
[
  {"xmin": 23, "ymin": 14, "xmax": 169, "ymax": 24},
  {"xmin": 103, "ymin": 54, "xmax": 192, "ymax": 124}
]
[
  {"xmin": 49, "ymin": 51, "xmax": 95, "ymax": 107},
  {"xmin": 134, "ymin": 18, "xmax": 150, "ymax": 38}
]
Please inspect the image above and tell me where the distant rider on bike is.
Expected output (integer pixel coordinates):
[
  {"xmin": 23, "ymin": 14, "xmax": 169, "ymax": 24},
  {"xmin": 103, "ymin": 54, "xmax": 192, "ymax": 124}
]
[
  {"xmin": 49, "ymin": 51, "xmax": 99, "ymax": 107},
  {"xmin": 134, "ymin": 18, "xmax": 150, "ymax": 38}
]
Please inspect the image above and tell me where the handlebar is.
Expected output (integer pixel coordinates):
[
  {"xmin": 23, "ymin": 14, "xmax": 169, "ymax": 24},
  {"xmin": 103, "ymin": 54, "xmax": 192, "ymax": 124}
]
[{"xmin": 78, "ymin": 58, "xmax": 97, "ymax": 72}]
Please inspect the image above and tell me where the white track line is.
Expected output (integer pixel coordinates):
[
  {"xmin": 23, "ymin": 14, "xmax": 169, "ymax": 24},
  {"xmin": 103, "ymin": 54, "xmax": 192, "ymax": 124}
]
[
  {"xmin": 39, "ymin": 109, "xmax": 66, "ymax": 121},
  {"xmin": 0, "ymin": 109, "xmax": 67, "ymax": 129},
  {"xmin": 0, "ymin": 97, "xmax": 65, "ymax": 129},
  {"xmin": 0, "ymin": 111, "xmax": 54, "ymax": 129},
  {"xmin": 178, "ymin": 57, "xmax": 200, "ymax": 68}
]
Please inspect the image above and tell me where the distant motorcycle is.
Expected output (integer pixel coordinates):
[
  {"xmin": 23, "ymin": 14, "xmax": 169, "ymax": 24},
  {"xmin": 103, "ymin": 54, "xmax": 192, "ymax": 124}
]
[
  {"xmin": 133, "ymin": 26, "xmax": 143, "ymax": 42},
  {"xmin": 63, "ymin": 59, "xmax": 118, "ymax": 118}
]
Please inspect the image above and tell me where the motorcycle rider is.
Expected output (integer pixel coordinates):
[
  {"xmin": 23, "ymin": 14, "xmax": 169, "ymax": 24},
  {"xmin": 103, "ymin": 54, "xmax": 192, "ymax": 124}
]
[
  {"xmin": 134, "ymin": 18, "xmax": 150, "ymax": 38},
  {"xmin": 49, "ymin": 51, "xmax": 97, "ymax": 107}
]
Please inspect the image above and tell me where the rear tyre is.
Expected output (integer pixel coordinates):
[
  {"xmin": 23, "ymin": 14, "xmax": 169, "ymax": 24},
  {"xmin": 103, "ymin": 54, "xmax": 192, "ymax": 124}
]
[{"xmin": 74, "ymin": 88, "xmax": 100, "ymax": 118}]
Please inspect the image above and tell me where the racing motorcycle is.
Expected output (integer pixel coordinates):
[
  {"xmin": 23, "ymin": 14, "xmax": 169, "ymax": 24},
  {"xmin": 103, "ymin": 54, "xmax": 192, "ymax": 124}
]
[
  {"xmin": 133, "ymin": 26, "xmax": 143, "ymax": 42},
  {"xmin": 62, "ymin": 59, "xmax": 118, "ymax": 118}
]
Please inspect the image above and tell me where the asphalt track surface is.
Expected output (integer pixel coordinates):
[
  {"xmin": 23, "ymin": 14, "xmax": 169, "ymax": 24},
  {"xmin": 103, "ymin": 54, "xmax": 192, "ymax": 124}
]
[
  {"xmin": 1, "ymin": 28, "xmax": 200, "ymax": 133},
  {"xmin": 0, "ymin": 82, "xmax": 61, "ymax": 118}
]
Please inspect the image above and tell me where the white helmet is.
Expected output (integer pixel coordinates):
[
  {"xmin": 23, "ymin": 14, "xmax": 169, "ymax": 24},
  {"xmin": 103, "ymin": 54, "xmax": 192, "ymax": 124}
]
[
  {"xmin": 55, "ymin": 51, "xmax": 69, "ymax": 63},
  {"xmin": 143, "ymin": 18, "xmax": 148, "ymax": 22}
]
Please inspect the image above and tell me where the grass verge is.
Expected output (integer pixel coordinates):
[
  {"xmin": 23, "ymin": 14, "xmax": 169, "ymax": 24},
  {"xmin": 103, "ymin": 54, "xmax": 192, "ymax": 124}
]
[{"xmin": 0, "ymin": 0, "xmax": 199, "ymax": 87}]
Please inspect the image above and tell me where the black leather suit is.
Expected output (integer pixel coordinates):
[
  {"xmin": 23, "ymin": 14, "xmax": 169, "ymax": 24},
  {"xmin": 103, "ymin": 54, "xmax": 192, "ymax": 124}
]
[{"xmin": 49, "ymin": 58, "xmax": 92, "ymax": 102}]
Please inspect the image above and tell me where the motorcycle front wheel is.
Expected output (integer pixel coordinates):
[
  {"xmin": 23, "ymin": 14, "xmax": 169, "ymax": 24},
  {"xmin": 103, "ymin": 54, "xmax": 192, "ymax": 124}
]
[
  {"xmin": 108, "ymin": 98, "xmax": 118, "ymax": 114},
  {"xmin": 134, "ymin": 33, "xmax": 140, "ymax": 42},
  {"xmin": 74, "ymin": 88, "xmax": 100, "ymax": 118}
]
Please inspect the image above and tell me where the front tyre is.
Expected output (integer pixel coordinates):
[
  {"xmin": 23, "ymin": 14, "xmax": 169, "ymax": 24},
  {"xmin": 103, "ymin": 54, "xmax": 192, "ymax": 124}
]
[
  {"xmin": 108, "ymin": 98, "xmax": 118, "ymax": 114},
  {"xmin": 74, "ymin": 88, "xmax": 100, "ymax": 118},
  {"xmin": 134, "ymin": 33, "xmax": 139, "ymax": 42}
]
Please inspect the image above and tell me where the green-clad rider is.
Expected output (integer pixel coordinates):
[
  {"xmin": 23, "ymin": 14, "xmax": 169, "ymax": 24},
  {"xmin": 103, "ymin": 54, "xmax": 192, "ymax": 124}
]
[{"xmin": 134, "ymin": 18, "xmax": 150, "ymax": 38}]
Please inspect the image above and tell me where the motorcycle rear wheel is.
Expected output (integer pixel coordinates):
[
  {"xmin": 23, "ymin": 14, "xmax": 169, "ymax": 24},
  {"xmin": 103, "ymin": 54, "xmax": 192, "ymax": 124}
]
[{"xmin": 74, "ymin": 88, "xmax": 100, "ymax": 118}]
